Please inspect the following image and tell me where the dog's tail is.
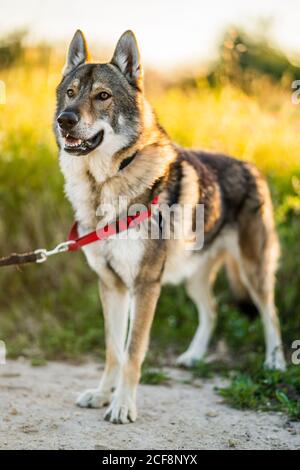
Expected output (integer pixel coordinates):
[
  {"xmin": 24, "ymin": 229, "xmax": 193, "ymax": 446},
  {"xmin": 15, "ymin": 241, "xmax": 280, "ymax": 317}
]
[{"xmin": 225, "ymin": 255, "xmax": 259, "ymax": 319}]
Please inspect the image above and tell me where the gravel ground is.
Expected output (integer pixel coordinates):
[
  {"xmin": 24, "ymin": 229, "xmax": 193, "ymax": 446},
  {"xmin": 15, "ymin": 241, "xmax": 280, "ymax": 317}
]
[{"xmin": 0, "ymin": 359, "xmax": 299, "ymax": 450}]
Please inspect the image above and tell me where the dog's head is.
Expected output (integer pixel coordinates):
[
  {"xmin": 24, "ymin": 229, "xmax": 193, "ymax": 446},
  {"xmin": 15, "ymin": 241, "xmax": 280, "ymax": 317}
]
[{"xmin": 55, "ymin": 30, "xmax": 143, "ymax": 156}]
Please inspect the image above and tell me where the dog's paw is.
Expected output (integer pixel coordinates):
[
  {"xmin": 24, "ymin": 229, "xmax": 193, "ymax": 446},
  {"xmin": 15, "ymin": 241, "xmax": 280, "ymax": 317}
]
[
  {"xmin": 76, "ymin": 388, "xmax": 111, "ymax": 408},
  {"xmin": 264, "ymin": 350, "xmax": 286, "ymax": 372},
  {"xmin": 104, "ymin": 394, "xmax": 137, "ymax": 424},
  {"xmin": 176, "ymin": 351, "xmax": 201, "ymax": 368}
]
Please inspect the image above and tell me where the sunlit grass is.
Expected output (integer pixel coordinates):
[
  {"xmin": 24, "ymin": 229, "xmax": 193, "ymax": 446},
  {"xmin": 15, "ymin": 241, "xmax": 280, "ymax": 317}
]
[
  {"xmin": 2, "ymin": 59, "xmax": 300, "ymax": 185},
  {"xmin": 0, "ymin": 54, "xmax": 60, "ymax": 159},
  {"xmin": 152, "ymin": 82, "xmax": 300, "ymax": 183}
]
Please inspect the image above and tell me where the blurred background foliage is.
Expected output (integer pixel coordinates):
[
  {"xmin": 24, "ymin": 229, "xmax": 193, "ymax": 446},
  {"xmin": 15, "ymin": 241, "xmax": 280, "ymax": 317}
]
[
  {"xmin": 0, "ymin": 27, "xmax": 299, "ymax": 416},
  {"xmin": 208, "ymin": 26, "xmax": 300, "ymax": 90}
]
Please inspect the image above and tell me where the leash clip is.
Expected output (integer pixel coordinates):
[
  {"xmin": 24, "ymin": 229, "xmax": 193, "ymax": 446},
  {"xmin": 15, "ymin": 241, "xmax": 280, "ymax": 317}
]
[{"xmin": 35, "ymin": 241, "xmax": 76, "ymax": 264}]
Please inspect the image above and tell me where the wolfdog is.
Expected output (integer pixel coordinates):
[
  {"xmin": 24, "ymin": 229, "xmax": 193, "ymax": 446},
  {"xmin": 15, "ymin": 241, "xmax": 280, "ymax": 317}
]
[{"xmin": 55, "ymin": 30, "xmax": 285, "ymax": 424}]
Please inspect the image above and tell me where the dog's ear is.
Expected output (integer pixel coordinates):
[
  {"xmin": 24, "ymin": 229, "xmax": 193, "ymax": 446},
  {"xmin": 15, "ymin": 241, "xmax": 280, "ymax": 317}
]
[
  {"xmin": 63, "ymin": 30, "xmax": 89, "ymax": 77},
  {"xmin": 111, "ymin": 30, "xmax": 143, "ymax": 89}
]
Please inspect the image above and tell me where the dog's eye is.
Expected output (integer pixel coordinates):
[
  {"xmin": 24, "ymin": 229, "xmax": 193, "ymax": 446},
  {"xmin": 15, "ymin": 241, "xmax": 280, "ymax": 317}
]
[
  {"xmin": 67, "ymin": 89, "xmax": 75, "ymax": 98},
  {"xmin": 95, "ymin": 91, "xmax": 111, "ymax": 101}
]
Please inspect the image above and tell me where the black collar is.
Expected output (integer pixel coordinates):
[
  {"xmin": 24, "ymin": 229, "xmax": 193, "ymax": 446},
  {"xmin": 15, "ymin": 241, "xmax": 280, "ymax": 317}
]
[{"xmin": 118, "ymin": 151, "xmax": 138, "ymax": 171}]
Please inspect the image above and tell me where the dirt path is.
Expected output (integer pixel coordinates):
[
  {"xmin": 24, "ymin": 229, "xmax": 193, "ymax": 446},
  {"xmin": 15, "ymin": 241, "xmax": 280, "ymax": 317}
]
[{"xmin": 0, "ymin": 359, "xmax": 299, "ymax": 450}]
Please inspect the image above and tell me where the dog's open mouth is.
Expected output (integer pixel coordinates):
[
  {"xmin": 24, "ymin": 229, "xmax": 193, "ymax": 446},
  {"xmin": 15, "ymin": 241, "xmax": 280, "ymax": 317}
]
[{"xmin": 63, "ymin": 130, "xmax": 104, "ymax": 155}]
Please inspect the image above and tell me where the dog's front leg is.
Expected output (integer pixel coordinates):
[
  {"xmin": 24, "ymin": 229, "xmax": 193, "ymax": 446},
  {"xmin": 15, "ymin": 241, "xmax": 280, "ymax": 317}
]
[
  {"xmin": 104, "ymin": 281, "xmax": 161, "ymax": 424},
  {"xmin": 76, "ymin": 280, "xmax": 130, "ymax": 409}
]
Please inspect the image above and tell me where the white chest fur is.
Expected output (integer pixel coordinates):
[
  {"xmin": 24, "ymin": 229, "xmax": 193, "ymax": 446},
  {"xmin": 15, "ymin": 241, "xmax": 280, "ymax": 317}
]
[
  {"xmin": 80, "ymin": 227, "xmax": 146, "ymax": 288},
  {"xmin": 59, "ymin": 122, "xmax": 128, "ymax": 229},
  {"xmin": 59, "ymin": 151, "xmax": 96, "ymax": 228},
  {"xmin": 59, "ymin": 147, "xmax": 147, "ymax": 288}
]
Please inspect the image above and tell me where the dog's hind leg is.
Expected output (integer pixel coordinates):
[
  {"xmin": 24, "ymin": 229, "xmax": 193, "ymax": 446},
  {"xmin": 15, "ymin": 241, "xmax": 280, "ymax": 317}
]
[
  {"xmin": 226, "ymin": 255, "xmax": 250, "ymax": 303},
  {"xmin": 76, "ymin": 280, "xmax": 130, "ymax": 408},
  {"xmin": 235, "ymin": 173, "xmax": 286, "ymax": 370},
  {"xmin": 176, "ymin": 256, "xmax": 221, "ymax": 368},
  {"xmin": 225, "ymin": 255, "xmax": 258, "ymax": 318},
  {"xmin": 234, "ymin": 241, "xmax": 286, "ymax": 371}
]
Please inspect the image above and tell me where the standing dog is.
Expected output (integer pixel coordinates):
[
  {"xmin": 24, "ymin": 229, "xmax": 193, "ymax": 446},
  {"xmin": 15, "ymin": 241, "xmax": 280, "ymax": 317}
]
[{"xmin": 55, "ymin": 30, "xmax": 286, "ymax": 424}]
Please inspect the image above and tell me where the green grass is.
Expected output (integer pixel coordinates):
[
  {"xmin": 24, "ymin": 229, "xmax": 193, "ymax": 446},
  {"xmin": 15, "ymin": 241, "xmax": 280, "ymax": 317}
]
[
  {"xmin": 30, "ymin": 357, "xmax": 47, "ymax": 367},
  {"xmin": 190, "ymin": 361, "xmax": 216, "ymax": 379},
  {"xmin": 218, "ymin": 367, "xmax": 300, "ymax": 420},
  {"xmin": 186, "ymin": 353, "xmax": 300, "ymax": 419},
  {"xmin": 141, "ymin": 368, "xmax": 170, "ymax": 385}
]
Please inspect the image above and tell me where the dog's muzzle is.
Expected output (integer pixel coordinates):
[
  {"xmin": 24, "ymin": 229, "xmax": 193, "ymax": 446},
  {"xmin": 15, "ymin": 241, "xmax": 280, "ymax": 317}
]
[
  {"xmin": 57, "ymin": 111, "xmax": 104, "ymax": 156},
  {"xmin": 60, "ymin": 129, "xmax": 104, "ymax": 156}
]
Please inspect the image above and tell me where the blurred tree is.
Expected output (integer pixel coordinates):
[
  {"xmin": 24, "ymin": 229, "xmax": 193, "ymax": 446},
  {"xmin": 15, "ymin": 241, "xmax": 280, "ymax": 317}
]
[
  {"xmin": 0, "ymin": 30, "xmax": 27, "ymax": 69},
  {"xmin": 207, "ymin": 26, "xmax": 300, "ymax": 91}
]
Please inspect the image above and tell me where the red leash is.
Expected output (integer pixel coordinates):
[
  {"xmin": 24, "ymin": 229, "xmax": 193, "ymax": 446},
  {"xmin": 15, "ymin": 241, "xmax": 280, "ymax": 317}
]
[
  {"xmin": 68, "ymin": 196, "xmax": 159, "ymax": 252},
  {"xmin": 0, "ymin": 196, "xmax": 159, "ymax": 266}
]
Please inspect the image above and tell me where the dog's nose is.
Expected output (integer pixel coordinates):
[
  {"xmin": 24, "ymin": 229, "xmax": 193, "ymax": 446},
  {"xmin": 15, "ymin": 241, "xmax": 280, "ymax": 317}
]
[{"xmin": 57, "ymin": 111, "xmax": 79, "ymax": 130}]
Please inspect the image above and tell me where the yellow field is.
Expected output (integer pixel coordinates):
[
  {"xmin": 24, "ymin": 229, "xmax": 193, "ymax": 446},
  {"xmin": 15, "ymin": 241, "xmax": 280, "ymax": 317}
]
[
  {"xmin": 1, "ymin": 56, "xmax": 300, "ymax": 183},
  {"xmin": 0, "ymin": 60, "xmax": 300, "ymax": 187}
]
